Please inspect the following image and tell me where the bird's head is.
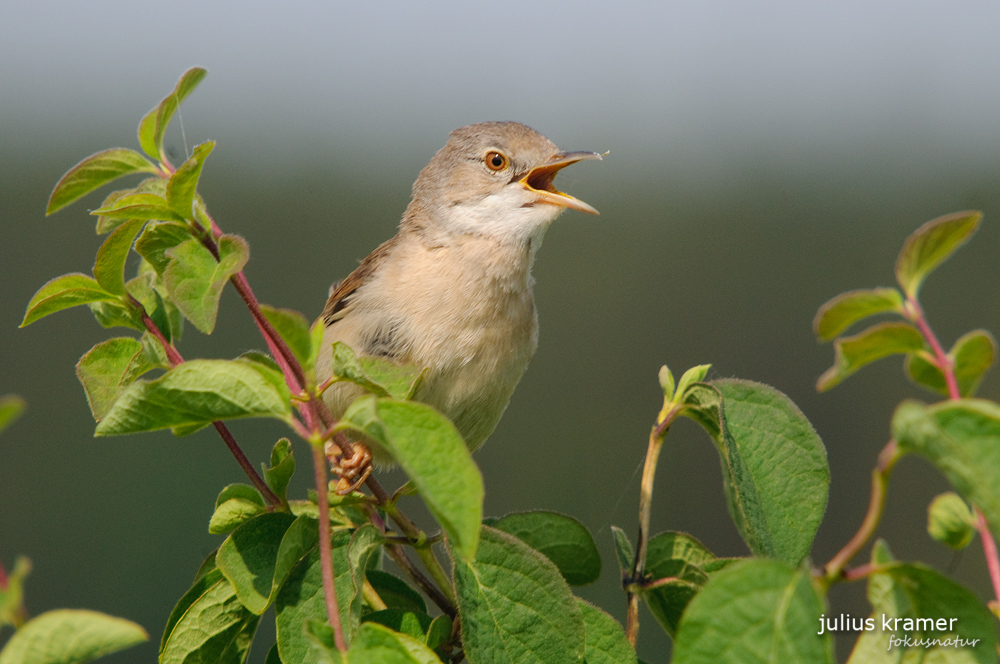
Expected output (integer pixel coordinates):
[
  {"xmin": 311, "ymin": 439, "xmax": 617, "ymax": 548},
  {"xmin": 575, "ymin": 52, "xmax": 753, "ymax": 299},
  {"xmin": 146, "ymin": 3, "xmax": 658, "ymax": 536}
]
[{"xmin": 406, "ymin": 121, "xmax": 600, "ymax": 245}]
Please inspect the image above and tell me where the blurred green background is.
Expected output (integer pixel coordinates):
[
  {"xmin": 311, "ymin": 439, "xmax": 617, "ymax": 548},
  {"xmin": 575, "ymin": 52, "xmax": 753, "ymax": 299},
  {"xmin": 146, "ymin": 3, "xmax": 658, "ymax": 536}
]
[{"xmin": 3, "ymin": 2, "xmax": 1000, "ymax": 662}]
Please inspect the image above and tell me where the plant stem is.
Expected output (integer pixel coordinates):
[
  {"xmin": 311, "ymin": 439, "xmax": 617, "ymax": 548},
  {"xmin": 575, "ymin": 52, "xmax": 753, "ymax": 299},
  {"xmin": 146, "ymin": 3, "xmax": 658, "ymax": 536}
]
[
  {"xmin": 367, "ymin": 475, "xmax": 457, "ymax": 606},
  {"xmin": 386, "ymin": 543, "xmax": 456, "ymax": 617},
  {"xmin": 974, "ymin": 510, "xmax": 1000, "ymax": 607},
  {"xmin": 824, "ymin": 440, "xmax": 901, "ymax": 582},
  {"xmin": 842, "ymin": 562, "xmax": 880, "ymax": 581},
  {"xmin": 138, "ymin": 304, "xmax": 184, "ymax": 367},
  {"xmin": 906, "ymin": 298, "xmax": 960, "ymax": 400},
  {"xmin": 212, "ymin": 422, "xmax": 281, "ymax": 506},
  {"xmin": 197, "ymin": 209, "xmax": 325, "ymax": 436},
  {"xmin": 362, "ymin": 578, "xmax": 388, "ymax": 612},
  {"xmin": 624, "ymin": 401, "xmax": 680, "ymax": 649},
  {"xmin": 312, "ymin": 443, "xmax": 347, "ymax": 652},
  {"xmin": 364, "ymin": 503, "xmax": 456, "ymax": 616},
  {"xmin": 0, "ymin": 557, "xmax": 8, "ymax": 591},
  {"xmin": 626, "ymin": 425, "xmax": 667, "ymax": 647},
  {"xmin": 137, "ymin": 307, "xmax": 282, "ymax": 507},
  {"xmin": 229, "ymin": 271, "xmax": 308, "ymax": 392}
]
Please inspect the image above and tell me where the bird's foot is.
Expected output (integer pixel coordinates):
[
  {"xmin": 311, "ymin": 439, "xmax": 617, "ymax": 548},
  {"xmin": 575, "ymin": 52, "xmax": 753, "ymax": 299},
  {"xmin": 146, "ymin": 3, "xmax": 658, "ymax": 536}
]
[{"xmin": 325, "ymin": 439, "xmax": 373, "ymax": 495}]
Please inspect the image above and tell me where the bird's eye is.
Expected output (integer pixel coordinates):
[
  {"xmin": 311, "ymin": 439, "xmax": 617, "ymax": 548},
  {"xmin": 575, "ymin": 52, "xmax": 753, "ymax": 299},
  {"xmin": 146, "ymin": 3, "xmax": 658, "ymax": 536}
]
[{"xmin": 484, "ymin": 151, "xmax": 509, "ymax": 172}]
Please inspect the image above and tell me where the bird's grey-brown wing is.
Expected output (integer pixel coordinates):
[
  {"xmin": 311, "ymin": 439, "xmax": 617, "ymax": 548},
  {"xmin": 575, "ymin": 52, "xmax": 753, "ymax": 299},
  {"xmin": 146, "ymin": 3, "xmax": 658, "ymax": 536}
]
[{"xmin": 322, "ymin": 235, "xmax": 399, "ymax": 326}]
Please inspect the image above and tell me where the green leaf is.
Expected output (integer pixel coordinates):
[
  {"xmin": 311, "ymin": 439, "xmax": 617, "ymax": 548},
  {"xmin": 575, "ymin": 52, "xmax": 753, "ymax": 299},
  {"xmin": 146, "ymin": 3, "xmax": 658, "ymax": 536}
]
[
  {"xmin": 271, "ymin": 516, "xmax": 320, "ymax": 604},
  {"xmin": 346, "ymin": 526, "xmax": 385, "ymax": 629},
  {"xmin": 159, "ymin": 576, "xmax": 260, "ymax": 664},
  {"xmin": 92, "ymin": 218, "xmax": 146, "ymax": 296},
  {"xmin": 161, "ymin": 552, "xmax": 223, "ymax": 652},
  {"xmin": 893, "ymin": 399, "xmax": 1000, "ymax": 541},
  {"xmin": 813, "ymin": 288, "xmax": 904, "ymax": 342},
  {"xmin": 210, "ymin": 483, "xmax": 265, "ymax": 534},
  {"xmin": 94, "ymin": 177, "xmax": 169, "ymax": 234},
  {"xmin": 76, "ymin": 336, "xmax": 165, "ymax": 421},
  {"xmin": 138, "ymin": 67, "xmax": 208, "ymax": 161},
  {"xmin": 172, "ymin": 422, "xmax": 209, "ymax": 437},
  {"xmin": 46, "ymin": 148, "xmax": 158, "ymax": 215},
  {"xmin": 308, "ymin": 621, "xmax": 444, "ymax": 664},
  {"xmin": 86, "ymin": 299, "xmax": 143, "ymax": 333},
  {"xmin": 577, "ymin": 599, "xmax": 637, "ymax": 664},
  {"xmin": 276, "ymin": 527, "xmax": 381, "ymax": 664},
  {"xmin": 658, "ymin": 365, "xmax": 676, "ymax": 401},
  {"xmin": 0, "ymin": 609, "xmax": 147, "ymax": 664},
  {"xmin": 952, "ymin": 330, "xmax": 996, "ymax": 397},
  {"xmin": 362, "ymin": 610, "xmax": 432, "ymax": 641},
  {"xmin": 817, "ymin": 321, "xmax": 925, "ymax": 391},
  {"xmin": 124, "ymin": 269, "xmax": 183, "ymax": 342},
  {"xmin": 237, "ymin": 355, "xmax": 294, "ymax": 407},
  {"xmin": 339, "ymin": 396, "xmax": 483, "ymax": 561},
  {"xmin": 672, "ymin": 559, "xmax": 833, "ymax": 664},
  {"xmin": 210, "ymin": 500, "xmax": 267, "ymax": 535},
  {"xmin": 302, "ymin": 621, "xmax": 341, "ymax": 664},
  {"xmin": 163, "ymin": 235, "xmax": 250, "ymax": 334},
  {"xmin": 610, "ymin": 526, "xmax": 635, "ymax": 575},
  {"xmin": 927, "ymin": 492, "xmax": 976, "ymax": 550},
  {"xmin": 0, "ymin": 556, "xmax": 30, "ymax": 629},
  {"xmin": 216, "ymin": 483, "xmax": 265, "ymax": 508},
  {"xmin": 906, "ymin": 330, "xmax": 997, "ymax": 398},
  {"xmin": 895, "ymin": 210, "xmax": 982, "ymax": 299},
  {"xmin": 266, "ymin": 643, "xmax": 281, "ymax": 664},
  {"xmin": 166, "ymin": 141, "xmax": 215, "ymax": 219},
  {"xmin": 262, "ymin": 305, "xmax": 315, "ymax": 369},
  {"xmin": 675, "ymin": 364, "xmax": 711, "ymax": 399},
  {"xmin": 453, "ymin": 526, "xmax": 585, "ymax": 664},
  {"xmin": 906, "ymin": 351, "xmax": 948, "ymax": 397},
  {"xmin": 346, "ymin": 621, "xmax": 445, "ymax": 663},
  {"xmin": 847, "ymin": 541, "xmax": 998, "ymax": 663},
  {"xmin": 240, "ymin": 350, "xmax": 282, "ymax": 374},
  {"xmin": 424, "ymin": 616, "xmax": 452, "ymax": 651},
  {"xmin": 90, "ymin": 192, "xmax": 187, "ymax": 222},
  {"xmin": 21, "ymin": 274, "xmax": 117, "ymax": 327},
  {"xmin": 134, "ymin": 220, "xmax": 194, "ymax": 274},
  {"xmin": 643, "ymin": 531, "xmax": 717, "ymax": 637},
  {"xmin": 365, "ymin": 571, "xmax": 426, "ymax": 614},
  {"xmin": 264, "ymin": 438, "xmax": 296, "ymax": 505},
  {"xmin": 95, "ymin": 358, "xmax": 292, "ymax": 435},
  {"xmin": 493, "ymin": 511, "xmax": 601, "ymax": 585},
  {"xmin": 330, "ymin": 343, "xmax": 424, "ymax": 400},
  {"xmin": 0, "ymin": 395, "xmax": 27, "ymax": 435},
  {"xmin": 682, "ymin": 380, "xmax": 829, "ymax": 564},
  {"xmin": 217, "ymin": 512, "xmax": 298, "ymax": 614}
]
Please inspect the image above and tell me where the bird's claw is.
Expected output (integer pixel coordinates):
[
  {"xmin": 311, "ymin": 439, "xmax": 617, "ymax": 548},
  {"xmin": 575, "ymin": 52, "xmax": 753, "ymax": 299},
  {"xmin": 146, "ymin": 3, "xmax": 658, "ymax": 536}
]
[{"xmin": 326, "ymin": 440, "xmax": 373, "ymax": 495}]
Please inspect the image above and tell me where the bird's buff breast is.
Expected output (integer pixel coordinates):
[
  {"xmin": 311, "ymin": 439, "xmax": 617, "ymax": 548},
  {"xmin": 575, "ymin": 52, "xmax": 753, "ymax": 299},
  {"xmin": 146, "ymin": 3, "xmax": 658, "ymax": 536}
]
[{"xmin": 319, "ymin": 235, "xmax": 540, "ymax": 454}]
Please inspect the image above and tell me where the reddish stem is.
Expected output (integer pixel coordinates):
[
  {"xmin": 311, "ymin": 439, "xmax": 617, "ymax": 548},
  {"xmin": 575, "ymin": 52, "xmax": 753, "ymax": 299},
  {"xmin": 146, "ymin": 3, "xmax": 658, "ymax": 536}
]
[
  {"xmin": 196, "ymin": 210, "xmax": 320, "ymax": 433},
  {"xmin": 975, "ymin": 510, "xmax": 1000, "ymax": 606},
  {"xmin": 843, "ymin": 562, "xmax": 880, "ymax": 581},
  {"xmin": 138, "ymin": 308, "xmax": 281, "ymax": 508},
  {"xmin": 312, "ymin": 443, "xmax": 347, "ymax": 651},
  {"xmin": 212, "ymin": 422, "xmax": 280, "ymax": 506},
  {"xmin": 138, "ymin": 304, "xmax": 184, "ymax": 367},
  {"xmin": 229, "ymin": 272, "xmax": 307, "ymax": 389},
  {"xmin": 825, "ymin": 440, "xmax": 900, "ymax": 581},
  {"xmin": 0, "ymin": 557, "xmax": 8, "ymax": 591},
  {"xmin": 908, "ymin": 299, "xmax": 960, "ymax": 400}
]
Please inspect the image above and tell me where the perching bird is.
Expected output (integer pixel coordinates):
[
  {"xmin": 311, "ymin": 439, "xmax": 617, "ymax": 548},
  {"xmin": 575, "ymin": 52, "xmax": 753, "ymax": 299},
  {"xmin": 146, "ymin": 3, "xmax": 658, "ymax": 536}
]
[{"xmin": 315, "ymin": 121, "xmax": 600, "ymax": 468}]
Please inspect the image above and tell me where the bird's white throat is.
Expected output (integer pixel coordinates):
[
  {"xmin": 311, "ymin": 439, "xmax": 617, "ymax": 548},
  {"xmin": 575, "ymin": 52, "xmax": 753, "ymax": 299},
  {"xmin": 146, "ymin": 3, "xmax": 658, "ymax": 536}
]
[{"xmin": 437, "ymin": 183, "xmax": 566, "ymax": 247}]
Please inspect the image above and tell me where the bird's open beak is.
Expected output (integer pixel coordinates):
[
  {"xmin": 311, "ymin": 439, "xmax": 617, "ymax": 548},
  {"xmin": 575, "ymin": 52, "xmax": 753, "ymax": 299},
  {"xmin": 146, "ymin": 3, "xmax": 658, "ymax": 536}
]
[{"xmin": 520, "ymin": 151, "xmax": 602, "ymax": 215}]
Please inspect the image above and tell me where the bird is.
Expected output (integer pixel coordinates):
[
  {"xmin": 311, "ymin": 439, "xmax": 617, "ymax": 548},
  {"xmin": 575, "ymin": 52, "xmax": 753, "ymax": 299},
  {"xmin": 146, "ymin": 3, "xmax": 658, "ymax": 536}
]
[{"xmin": 315, "ymin": 121, "xmax": 600, "ymax": 473}]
